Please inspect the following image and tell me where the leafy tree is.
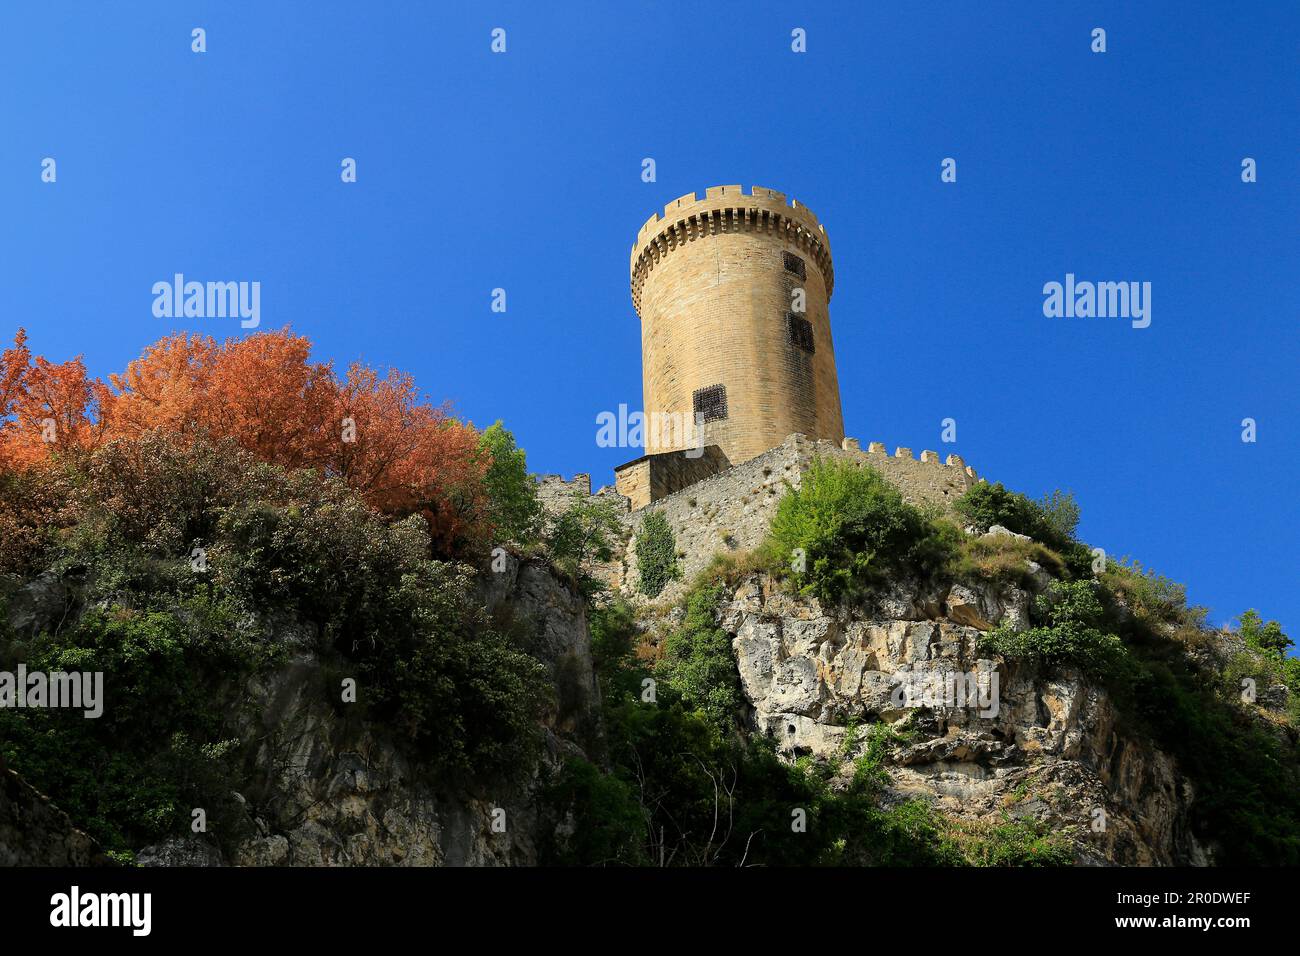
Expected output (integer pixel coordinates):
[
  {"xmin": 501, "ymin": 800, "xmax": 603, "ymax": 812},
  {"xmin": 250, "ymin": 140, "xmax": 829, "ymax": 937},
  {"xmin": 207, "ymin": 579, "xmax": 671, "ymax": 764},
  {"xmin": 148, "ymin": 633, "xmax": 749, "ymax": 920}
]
[
  {"xmin": 4, "ymin": 327, "xmax": 490, "ymax": 557},
  {"xmin": 1238, "ymin": 609, "xmax": 1292, "ymax": 656},
  {"xmin": 1036, "ymin": 489, "xmax": 1081, "ymax": 542},
  {"xmin": 0, "ymin": 328, "xmax": 108, "ymax": 465},
  {"xmin": 477, "ymin": 421, "xmax": 541, "ymax": 545},
  {"xmin": 656, "ymin": 583, "xmax": 743, "ymax": 735},
  {"xmin": 545, "ymin": 492, "xmax": 624, "ymax": 596}
]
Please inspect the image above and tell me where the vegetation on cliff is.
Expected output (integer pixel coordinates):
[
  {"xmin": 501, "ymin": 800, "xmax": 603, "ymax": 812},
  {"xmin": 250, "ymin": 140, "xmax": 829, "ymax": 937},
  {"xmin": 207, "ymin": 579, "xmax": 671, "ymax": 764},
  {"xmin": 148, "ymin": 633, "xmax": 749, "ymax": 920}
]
[
  {"xmin": 0, "ymin": 330, "xmax": 567, "ymax": 858},
  {"xmin": 3, "ymin": 334, "xmax": 1296, "ymax": 866}
]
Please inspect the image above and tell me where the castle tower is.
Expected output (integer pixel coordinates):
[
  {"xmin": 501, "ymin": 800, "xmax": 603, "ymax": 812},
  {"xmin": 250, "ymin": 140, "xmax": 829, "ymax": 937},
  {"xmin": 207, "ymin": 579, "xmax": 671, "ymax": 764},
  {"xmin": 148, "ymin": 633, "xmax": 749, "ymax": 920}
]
[{"xmin": 626, "ymin": 185, "xmax": 844, "ymax": 480}]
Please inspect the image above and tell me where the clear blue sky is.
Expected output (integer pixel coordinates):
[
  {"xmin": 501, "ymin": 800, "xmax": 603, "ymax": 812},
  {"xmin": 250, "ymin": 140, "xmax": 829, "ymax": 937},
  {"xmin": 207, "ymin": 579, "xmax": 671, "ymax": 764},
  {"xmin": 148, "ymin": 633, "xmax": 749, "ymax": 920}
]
[{"xmin": 2, "ymin": 2, "xmax": 1297, "ymax": 636}]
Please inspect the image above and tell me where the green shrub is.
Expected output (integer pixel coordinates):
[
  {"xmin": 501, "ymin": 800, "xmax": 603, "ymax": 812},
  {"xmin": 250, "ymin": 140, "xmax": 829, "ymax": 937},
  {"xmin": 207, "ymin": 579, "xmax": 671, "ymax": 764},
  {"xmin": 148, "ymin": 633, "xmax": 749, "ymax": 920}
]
[
  {"xmin": 588, "ymin": 598, "xmax": 638, "ymax": 680},
  {"xmin": 545, "ymin": 491, "xmax": 624, "ymax": 594},
  {"xmin": 540, "ymin": 757, "xmax": 648, "ymax": 866},
  {"xmin": 635, "ymin": 510, "xmax": 680, "ymax": 598},
  {"xmin": 1100, "ymin": 557, "xmax": 1207, "ymax": 629},
  {"xmin": 0, "ymin": 596, "xmax": 265, "ymax": 854},
  {"xmin": 656, "ymin": 583, "xmax": 743, "ymax": 735},
  {"xmin": 0, "ymin": 463, "xmax": 77, "ymax": 575},
  {"xmin": 0, "ymin": 432, "xmax": 555, "ymax": 857},
  {"xmin": 1238, "ymin": 609, "xmax": 1293, "ymax": 656},
  {"xmin": 768, "ymin": 458, "xmax": 956, "ymax": 603},
  {"xmin": 1036, "ymin": 489, "xmax": 1081, "ymax": 543},
  {"xmin": 949, "ymin": 814, "xmax": 1075, "ymax": 866},
  {"xmin": 979, "ymin": 579, "xmax": 1132, "ymax": 683},
  {"xmin": 349, "ymin": 561, "xmax": 548, "ymax": 777},
  {"xmin": 955, "ymin": 483, "xmax": 1093, "ymax": 576}
]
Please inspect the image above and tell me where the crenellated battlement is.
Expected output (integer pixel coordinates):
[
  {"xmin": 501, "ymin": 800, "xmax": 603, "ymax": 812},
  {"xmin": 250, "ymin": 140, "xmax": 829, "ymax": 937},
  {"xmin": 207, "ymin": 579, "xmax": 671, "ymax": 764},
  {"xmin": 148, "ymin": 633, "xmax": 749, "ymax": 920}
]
[
  {"xmin": 853, "ymin": 438, "xmax": 981, "ymax": 482},
  {"xmin": 629, "ymin": 185, "xmax": 834, "ymax": 315}
]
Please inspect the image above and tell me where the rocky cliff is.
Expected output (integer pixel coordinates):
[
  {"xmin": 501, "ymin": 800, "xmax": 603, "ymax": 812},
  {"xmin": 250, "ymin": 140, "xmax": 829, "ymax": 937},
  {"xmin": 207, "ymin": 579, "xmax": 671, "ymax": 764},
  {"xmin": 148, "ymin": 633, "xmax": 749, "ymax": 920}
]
[
  {"xmin": 1, "ymin": 528, "xmax": 1290, "ymax": 866},
  {"xmin": 2, "ymin": 554, "xmax": 601, "ymax": 868},
  {"xmin": 717, "ymin": 571, "xmax": 1208, "ymax": 865}
]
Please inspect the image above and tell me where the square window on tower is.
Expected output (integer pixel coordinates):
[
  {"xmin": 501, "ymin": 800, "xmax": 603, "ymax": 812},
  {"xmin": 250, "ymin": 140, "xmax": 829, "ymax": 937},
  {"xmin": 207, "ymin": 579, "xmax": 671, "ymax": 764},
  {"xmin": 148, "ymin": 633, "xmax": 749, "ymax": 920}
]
[
  {"xmin": 693, "ymin": 384, "xmax": 728, "ymax": 423},
  {"xmin": 787, "ymin": 314, "xmax": 815, "ymax": 353},
  {"xmin": 782, "ymin": 251, "xmax": 806, "ymax": 280}
]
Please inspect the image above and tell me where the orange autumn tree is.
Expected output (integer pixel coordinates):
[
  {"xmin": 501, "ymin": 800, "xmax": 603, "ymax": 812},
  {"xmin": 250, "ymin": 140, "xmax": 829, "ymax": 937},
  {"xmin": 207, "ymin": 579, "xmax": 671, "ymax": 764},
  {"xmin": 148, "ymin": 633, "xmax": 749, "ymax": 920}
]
[
  {"xmin": 108, "ymin": 330, "xmax": 337, "ymax": 468},
  {"xmin": 2, "ymin": 327, "xmax": 490, "ymax": 556},
  {"xmin": 331, "ymin": 361, "xmax": 486, "ymax": 547},
  {"xmin": 0, "ymin": 328, "xmax": 109, "ymax": 467}
]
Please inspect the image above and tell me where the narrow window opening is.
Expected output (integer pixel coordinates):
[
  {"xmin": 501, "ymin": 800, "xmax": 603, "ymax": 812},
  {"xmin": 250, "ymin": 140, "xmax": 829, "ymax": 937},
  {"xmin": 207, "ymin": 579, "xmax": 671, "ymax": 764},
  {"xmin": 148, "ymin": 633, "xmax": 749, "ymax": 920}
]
[
  {"xmin": 782, "ymin": 251, "xmax": 806, "ymax": 280},
  {"xmin": 693, "ymin": 384, "xmax": 728, "ymax": 423},
  {"xmin": 787, "ymin": 314, "xmax": 815, "ymax": 353}
]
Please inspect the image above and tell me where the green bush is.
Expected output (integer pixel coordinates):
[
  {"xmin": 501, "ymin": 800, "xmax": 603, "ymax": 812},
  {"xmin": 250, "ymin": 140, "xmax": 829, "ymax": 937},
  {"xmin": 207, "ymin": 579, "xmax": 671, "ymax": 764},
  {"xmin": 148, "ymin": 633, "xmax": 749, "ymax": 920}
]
[
  {"xmin": 979, "ymin": 579, "xmax": 1132, "ymax": 683},
  {"xmin": 656, "ymin": 583, "xmax": 743, "ymax": 735},
  {"xmin": 0, "ymin": 432, "xmax": 554, "ymax": 855},
  {"xmin": 540, "ymin": 757, "xmax": 648, "ymax": 866},
  {"xmin": 544, "ymin": 491, "xmax": 624, "ymax": 596},
  {"xmin": 588, "ymin": 598, "xmax": 638, "ymax": 679},
  {"xmin": 0, "ymin": 596, "xmax": 265, "ymax": 854},
  {"xmin": 214, "ymin": 476, "xmax": 548, "ymax": 777},
  {"xmin": 955, "ymin": 483, "xmax": 1092, "ymax": 576},
  {"xmin": 1100, "ymin": 557, "xmax": 1207, "ymax": 629},
  {"xmin": 768, "ymin": 458, "xmax": 956, "ymax": 603},
  {"xmin": 635, "ymin": 510, "xmax": 680, "ymax": 598},
  {"xmin": 1238, "ymin": 609, "xmax": 1293, "ymax": 656},
  {"xmin": 951, "ymin": 814, "xmax": 1075, "ymax": 866}
]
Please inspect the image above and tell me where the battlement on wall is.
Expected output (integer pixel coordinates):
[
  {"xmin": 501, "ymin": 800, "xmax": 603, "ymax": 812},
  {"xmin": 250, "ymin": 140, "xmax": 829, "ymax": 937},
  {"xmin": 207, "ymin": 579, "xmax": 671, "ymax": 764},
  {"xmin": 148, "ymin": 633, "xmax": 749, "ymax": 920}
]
[
  {"xmin": 619, "ymin": 434, "xmax": 984, "ymax": 604},
  {"xmin": 536, "ymin": 472, "xmax": 630, "ymax": 517},
  {"xmin": 843, "ymin": 437, "xmax": 981, "ymax": 482},
  {"xmin": 629, "ymin": 185, "xmax": 834, "ymax": 313}
]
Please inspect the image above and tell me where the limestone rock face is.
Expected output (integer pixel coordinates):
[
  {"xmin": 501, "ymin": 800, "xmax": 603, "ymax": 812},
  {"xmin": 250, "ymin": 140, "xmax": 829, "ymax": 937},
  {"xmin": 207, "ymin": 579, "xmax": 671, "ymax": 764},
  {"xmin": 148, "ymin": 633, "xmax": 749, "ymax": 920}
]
[{"xmin": 719, "ymin": 573, "xmax": 1208, "ymax": 866}]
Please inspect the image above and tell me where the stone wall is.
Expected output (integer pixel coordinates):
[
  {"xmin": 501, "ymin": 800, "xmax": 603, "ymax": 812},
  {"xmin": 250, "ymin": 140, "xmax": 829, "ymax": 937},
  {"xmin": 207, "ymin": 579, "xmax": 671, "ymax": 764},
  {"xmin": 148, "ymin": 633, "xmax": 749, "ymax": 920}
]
[
  {"xmin": 537, "ymin": 473, "xmax": 594, "ymax": 516},
  {"xmin": 617, "ymin": 433, "xmax": 981, "ymax": 603},
  {"xmin": 614, "ymin": 444, "xmax": 731, "ymax": 510},
  {"xmin": 540, "ymin": 433, "xmax": 981, "ymax": 604}
]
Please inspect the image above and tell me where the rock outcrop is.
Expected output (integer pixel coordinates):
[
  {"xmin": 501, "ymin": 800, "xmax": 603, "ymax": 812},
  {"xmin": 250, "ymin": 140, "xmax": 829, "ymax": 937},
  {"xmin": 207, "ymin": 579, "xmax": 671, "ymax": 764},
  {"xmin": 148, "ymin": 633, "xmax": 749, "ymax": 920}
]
[{"xmin": 719, "ymin": 572, "xmax": 1209, "ymax": 865}]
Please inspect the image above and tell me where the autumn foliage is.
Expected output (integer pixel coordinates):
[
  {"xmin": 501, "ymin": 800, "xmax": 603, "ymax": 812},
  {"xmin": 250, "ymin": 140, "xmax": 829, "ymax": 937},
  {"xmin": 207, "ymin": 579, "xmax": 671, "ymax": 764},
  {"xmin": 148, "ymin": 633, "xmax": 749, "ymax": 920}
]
[{"xmin": 0, "ymin": 327, "xmax": 489, "ymax": 555}]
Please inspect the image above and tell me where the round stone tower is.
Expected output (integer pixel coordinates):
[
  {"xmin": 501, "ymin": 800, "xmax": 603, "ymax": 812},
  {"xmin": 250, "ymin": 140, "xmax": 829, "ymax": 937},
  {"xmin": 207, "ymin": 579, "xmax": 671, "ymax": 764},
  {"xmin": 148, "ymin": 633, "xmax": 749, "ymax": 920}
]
[{"xmin": 629, "ymin": 184, "xmax": 844, "ymax": 467}]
